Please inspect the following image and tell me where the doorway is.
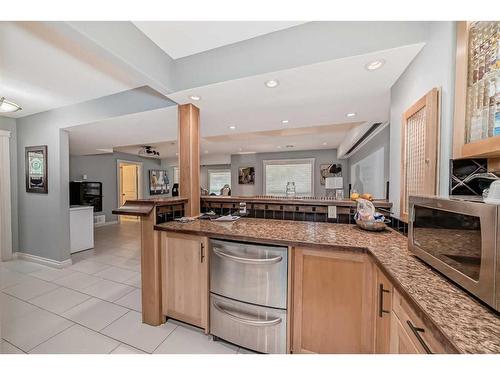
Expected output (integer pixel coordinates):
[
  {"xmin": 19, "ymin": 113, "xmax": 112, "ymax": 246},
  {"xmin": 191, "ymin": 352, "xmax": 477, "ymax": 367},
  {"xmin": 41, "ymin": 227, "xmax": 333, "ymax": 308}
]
[{"xmin": 117, "ymin": 160, "xmax": 143, "ymax": 222}]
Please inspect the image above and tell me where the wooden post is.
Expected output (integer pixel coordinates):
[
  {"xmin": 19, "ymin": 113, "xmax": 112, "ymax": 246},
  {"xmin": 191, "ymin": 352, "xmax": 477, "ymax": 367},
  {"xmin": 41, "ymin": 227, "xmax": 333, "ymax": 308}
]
[
  {"xmin": 178, "ymin": 104, "xmax": 200, "ymax": 217},
  {"xmin": 140, "ymin": 208, "xmax": 165, "ymax": 326}
]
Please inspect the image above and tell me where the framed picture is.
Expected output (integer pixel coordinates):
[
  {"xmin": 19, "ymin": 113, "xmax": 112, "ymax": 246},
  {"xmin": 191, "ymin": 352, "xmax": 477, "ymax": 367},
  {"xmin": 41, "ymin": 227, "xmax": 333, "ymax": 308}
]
[
  {"xmin": 238, "ymin": 166, "xmax": 255, "ymax": 184},
  {"xmin": 149, "ymin": 169, "xmax": 169, "ymax": 195},
  {"xmin": 25, "ymin": 145, "xmax": 48, "ymax": 194},
  {"xmin": 320, "ymin": 163, "xmax": 342, "ymax": 185}
]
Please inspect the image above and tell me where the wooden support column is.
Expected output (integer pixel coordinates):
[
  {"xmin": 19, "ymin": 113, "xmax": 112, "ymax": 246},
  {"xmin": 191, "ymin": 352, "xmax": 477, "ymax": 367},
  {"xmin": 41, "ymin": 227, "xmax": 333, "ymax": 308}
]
[{"xmin": 178, "ymin": 104, "xmax": 200, "ymax": 217}]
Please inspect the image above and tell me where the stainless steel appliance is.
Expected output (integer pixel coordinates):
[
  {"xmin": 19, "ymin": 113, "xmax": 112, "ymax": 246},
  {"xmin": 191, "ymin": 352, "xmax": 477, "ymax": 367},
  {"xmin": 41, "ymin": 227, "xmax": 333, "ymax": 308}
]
[
  {"xmin": 408, "ymin": 196, "xmax": 499, "ymax": 312},
  {"xmin": 209, "ymin": 239, "xmax": 288, "ymax": 354}
]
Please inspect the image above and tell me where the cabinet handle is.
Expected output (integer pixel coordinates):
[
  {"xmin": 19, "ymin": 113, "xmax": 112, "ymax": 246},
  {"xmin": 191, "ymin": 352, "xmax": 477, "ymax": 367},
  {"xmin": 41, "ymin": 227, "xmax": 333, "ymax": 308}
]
[
  {"xmin": 406, "ymin": 320, "xmax": 433, "ymax": 354},
  {"xmin": 378, "ymin": 283, "xmax": 390, "ymax": 317},
  {"xmin": 200, "ymin": 243, "xmax": 205, "ymax": 263}
]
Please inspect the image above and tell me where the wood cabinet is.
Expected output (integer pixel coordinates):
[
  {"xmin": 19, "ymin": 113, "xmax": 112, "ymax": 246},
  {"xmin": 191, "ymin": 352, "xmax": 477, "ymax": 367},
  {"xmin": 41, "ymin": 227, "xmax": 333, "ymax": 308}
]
[
  {"xmin": 374, "ymin": 268, "xmax": 393, "ymax": 353},
  {"xmin": 291, "ymin": 247, "xmax": 375, "ymax": 353},
  {"xmin": 160, "ymin": 232, "xmax": 209, "ymax": 332},
  {"xmin": 390, "ymin": 289, "xmax": 448, "ymax": 354}
]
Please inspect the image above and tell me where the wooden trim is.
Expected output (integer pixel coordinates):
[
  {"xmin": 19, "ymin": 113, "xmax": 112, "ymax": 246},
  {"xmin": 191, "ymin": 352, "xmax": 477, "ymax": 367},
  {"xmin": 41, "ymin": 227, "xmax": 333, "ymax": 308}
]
[
  {"xmin": 178, "ymin": 104, "xmax": 200, "ymax": 216},
  {"xmin": 140, "ymin": 208, "xmax": 165, "ymax": 326},
  {"xmin": 462, "ymin": 136, "xmax": 500, "ymax": 158},
  {"xmin": 487, "ymin": 158, "xmax": 500, "ymax": 172},
  {"xmin": 400, "ymin": 88, "xmax": 440, "ymax": 222},
  {"xmin": 453, "ymin": 21, "xmax": 470, "ymax": 159}
]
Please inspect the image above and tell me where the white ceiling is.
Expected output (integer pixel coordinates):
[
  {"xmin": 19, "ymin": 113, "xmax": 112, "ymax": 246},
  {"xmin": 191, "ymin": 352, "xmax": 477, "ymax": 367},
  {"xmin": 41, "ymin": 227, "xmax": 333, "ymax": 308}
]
[
  {"xmin": 113, "ymin": 122, "xmax": 361, "ymax": 160},
  {"xmin": 132, "ymin": 21, "xmax": 306, "ymax": 59},
  {"xmin": 67, "ymin": 42, "xmax": 423, "ymax": 161},
  {"xmin": 167, "ymin": 43, "xmax": 425, "ymax": 137},
  {"xmin": 0, "ymin": 22, "xmax": 145, "ymax": 118},
  {"xmin": 66, "ymin": 106, "xmax": 178, "ymax": 155}
]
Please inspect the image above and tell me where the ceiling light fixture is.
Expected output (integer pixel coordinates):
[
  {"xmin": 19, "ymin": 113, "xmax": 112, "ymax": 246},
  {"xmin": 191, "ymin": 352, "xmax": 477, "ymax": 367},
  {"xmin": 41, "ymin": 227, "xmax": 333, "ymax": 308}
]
[
  {"xmin": 281, "ymin": 120, "xmax": 289, "ymax": 124},
  {"xmin": 0, "ymin": 97, "xmax": 22, "ymax": 113},
  {"xmin": 228, "ymin": 125, "xmax": 236, "ymax": 130},
  {"xmin": 265, "ymin": 79, "xmax": 279, "ymax": 88},
  {"xmin": 322, "ymin": 142, "xmax": 328, "ymax": 146},
  {"xmin": 346, "ymin": 112, "xmax": 357, "ymax": 118},
  {"xmin": 189, "ymin": 95, "xmax": 201, "ymax": 101},
  {"xmin": 365, "ymin": 59, "xmax": 385, "ymax": 71}
]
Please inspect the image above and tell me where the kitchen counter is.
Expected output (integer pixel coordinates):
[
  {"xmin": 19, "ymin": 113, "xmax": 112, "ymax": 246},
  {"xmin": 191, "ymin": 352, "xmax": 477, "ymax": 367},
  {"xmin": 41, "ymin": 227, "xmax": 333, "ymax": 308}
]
[
  {"xmin": 112, "ymin": 197, "xmax": 188, "ymax": 216},
  {"xmin": 155, "ymin": 218, "xmax": 500, "ymax": 354}
]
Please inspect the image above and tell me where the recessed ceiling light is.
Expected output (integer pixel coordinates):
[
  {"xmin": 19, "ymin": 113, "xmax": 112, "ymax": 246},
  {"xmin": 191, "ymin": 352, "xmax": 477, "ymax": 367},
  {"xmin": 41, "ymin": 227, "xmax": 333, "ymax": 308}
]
[
  {"xmin": 346, "ymin": 112, "xmax": 357, "ymax": 118},
  {"xmin": 265, "ymin": 79, "xmax": 279, "ymax": 88},
  {"xmin": 0, "ymin": 97, "xmax": 22, "ymax": 113},
  {"xmin": 189, "ymin": 95, "xmax": 201, "ymax": 101},
  {"xmin": 322, "ymin": 142, "xmax": 328, "ymax": 146},
  {"xmin": 365, "ymin": 59, "xmax": 385, "ymax": 71},
  {"xmin": 281, "ymin": 120, "xmax": 289, "ymax": 124},
  {"xmin": 277, "ymin": 145, "xmax": 282, "ymax": 149},
  {"xmin": 228, "ymin": 125, "xmax": 236, "ymax": 130},
  {"xmin": 175, "ymin": 152, "xmax": 179, "ymax": 156}
]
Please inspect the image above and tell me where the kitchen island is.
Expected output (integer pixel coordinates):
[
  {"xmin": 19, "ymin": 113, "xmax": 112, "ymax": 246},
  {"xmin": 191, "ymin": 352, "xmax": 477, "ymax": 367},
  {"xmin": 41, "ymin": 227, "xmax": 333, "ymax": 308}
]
[{"xmin": 155, "ymin": 218, "xmax": 500, "ymax": 354}]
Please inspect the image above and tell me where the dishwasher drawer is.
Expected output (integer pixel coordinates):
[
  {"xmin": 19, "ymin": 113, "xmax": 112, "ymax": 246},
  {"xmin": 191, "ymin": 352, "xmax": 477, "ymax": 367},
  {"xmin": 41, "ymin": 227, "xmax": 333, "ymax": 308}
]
[
  {"xmin": 210, "ymin": 293, "xmax": 287, "ymax": 354},
  {"xmin": 210, "ymin": 239, "xmax": 288, "ymax": 309}
]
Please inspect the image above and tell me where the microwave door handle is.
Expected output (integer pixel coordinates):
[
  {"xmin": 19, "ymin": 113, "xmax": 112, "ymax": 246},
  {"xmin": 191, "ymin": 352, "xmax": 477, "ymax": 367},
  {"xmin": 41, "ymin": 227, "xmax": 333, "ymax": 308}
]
[
  {"xmin": 212, "ymin": 247, "xmax": 283, "ymax": 265},
  {"xmin": 212, "ymin": 301, "xmax": 282, "ymax": 327}
]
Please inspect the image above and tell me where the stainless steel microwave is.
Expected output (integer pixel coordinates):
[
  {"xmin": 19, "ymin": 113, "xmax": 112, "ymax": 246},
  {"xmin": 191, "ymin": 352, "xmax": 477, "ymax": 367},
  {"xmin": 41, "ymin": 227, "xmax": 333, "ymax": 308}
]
[{"xmin": 408, "ymin": 196, "xmax": 499, "ymax": 312}]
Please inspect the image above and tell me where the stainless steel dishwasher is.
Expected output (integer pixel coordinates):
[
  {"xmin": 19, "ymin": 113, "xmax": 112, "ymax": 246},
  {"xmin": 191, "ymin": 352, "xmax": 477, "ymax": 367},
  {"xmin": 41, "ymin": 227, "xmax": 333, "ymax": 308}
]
[{"xmin": 209, "ymin": 239, "xmax": 288, "ymax": 354}]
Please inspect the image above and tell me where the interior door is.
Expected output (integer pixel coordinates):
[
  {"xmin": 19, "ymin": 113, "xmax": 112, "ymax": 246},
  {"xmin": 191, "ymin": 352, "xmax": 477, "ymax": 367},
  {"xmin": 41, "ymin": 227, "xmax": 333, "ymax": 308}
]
[{"xmin": 120, "ymin": 163, "xmax": 139, "ymax": 221}]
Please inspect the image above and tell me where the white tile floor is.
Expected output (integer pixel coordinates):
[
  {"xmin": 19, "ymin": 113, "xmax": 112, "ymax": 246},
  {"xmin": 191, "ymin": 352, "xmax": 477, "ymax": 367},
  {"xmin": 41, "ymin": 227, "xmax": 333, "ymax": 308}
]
[{"xmin": 0, "ymin": 221, "xmax": 255, "ymax": 354}]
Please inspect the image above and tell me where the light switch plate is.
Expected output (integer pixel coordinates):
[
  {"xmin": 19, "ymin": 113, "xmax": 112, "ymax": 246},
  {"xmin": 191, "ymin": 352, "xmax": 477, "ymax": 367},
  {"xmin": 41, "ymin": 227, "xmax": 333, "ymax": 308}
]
[{"xmin": 328, "ymin": 206, "xmax": 337, "ymax": 219}]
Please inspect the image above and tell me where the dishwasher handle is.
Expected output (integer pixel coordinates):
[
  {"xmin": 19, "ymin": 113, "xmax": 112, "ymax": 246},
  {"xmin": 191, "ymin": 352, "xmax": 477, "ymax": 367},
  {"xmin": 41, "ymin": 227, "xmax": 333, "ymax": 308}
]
[
  {"xmin": 212, "ymin": 301, "xmax": 282, "ymax": 327},
  {"xmin": 212, "ymin": 247, "xmax": 283, "ymax": 265}
]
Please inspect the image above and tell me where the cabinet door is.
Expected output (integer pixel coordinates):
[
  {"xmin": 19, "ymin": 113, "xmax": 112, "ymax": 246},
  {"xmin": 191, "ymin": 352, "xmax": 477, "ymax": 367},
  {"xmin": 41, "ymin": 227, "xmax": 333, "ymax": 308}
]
[
  {"xmin": 390, "ymin": 312, "xmax": 422, "ymax": 354},
  {"xmin": 374, "ymin": 268, "xmax": 393, "ymax": 353},
  {"xmin": 292, "ymin": 247, "xmax": 375, "ymax": 353},
  {"xmin": 161, "ymin": 232, "xmax": 208, "ymax": 331}
]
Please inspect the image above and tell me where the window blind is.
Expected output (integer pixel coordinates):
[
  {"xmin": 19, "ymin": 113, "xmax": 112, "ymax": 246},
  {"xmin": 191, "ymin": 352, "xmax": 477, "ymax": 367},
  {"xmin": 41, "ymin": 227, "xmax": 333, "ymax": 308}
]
[
  {"xmin": 264, "ymin": 159, "xmax": 314, "ymax": 197},
  {"xmin": 209, "ymin": 170, "xmax": 231, "ymax": 195}
]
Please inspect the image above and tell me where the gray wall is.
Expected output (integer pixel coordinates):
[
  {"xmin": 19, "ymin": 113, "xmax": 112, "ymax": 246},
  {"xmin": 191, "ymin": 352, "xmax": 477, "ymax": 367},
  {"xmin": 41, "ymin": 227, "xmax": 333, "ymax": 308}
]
[
  {"xmin": 70, "ymin": 152, "xmax": 164, "ymax": 222},
  {"xmin": 389, "ymin": 22, "xmax": 456, "ymax": 219},
  {"xmin": 15, "ymin": 87, "xmax": 175, "ymax": 262},
  {"xmin": 230, "ymin": 149, "xmax": 348, "ymax": 197},
  {"xmin": 0, "ymin": 117, "xmax": 18, "ymax": 253},
  {"xmin": 347, "ymin": 126, "xmax": 390, "ymax": 199}
]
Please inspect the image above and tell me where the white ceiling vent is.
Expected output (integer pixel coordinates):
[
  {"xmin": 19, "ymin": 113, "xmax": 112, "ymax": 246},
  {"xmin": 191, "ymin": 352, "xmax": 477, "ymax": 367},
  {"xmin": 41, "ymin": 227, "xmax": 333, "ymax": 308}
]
[{"xmin": 337, "ymin": 121, "xmax": 389, "ymax": 159}]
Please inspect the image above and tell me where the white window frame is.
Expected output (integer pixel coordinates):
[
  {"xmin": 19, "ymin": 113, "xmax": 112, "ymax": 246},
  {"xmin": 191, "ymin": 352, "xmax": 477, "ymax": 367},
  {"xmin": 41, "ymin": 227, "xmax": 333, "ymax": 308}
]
[
  {"xmin": 262, "ymin": 158, "xmax": 315, "ymax": 197},
  {"xmin": 208, "ymin": 169, "xmax": 231, "ymax": 195}
]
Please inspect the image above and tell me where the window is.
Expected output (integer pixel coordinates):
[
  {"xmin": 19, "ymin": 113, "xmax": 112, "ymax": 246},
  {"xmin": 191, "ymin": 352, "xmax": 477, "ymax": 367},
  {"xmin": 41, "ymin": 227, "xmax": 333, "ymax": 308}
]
[
  {"xmin": 263, "ymin": 159, "xmax": 314, "ymax": 197},
  {"xmin": 208, "ymin": 169, "xmax": 231, "ymax": 195}
]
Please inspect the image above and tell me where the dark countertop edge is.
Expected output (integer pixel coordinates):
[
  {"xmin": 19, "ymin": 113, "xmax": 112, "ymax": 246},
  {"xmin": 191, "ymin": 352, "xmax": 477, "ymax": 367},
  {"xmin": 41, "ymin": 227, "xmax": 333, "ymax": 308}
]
[
  {"xmin": 153, "ymin": 223, "xmax": 462, "ymax": 353},
  {"xmin": 113, "ymin": 198, "xmax": 188, "ymax": 216},
  {"xmin": 201, "ymin": 196, "xmax": 393, "ymax": 207}
]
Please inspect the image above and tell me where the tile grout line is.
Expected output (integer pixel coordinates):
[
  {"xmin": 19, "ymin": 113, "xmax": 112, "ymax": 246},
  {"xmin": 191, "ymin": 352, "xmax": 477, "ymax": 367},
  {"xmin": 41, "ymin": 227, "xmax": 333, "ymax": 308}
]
[
  {"xmin": 26, "ymin": 323, "xmax": 77, "ymax": 353},
  {"xmin": 1, "ymin": 338, "xmax": 28, "ymax": 354}
]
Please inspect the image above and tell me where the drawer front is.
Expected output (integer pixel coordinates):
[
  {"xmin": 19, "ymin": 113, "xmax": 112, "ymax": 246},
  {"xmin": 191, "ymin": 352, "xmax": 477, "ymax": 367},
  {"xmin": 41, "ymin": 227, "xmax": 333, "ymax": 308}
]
[
  {"xmin": 210, "ymin": 240, "xmax": 288, "ymax": 309},
  {"xmin": 210, "ymin": 294, "xmax": 287, "ymax": 354}
]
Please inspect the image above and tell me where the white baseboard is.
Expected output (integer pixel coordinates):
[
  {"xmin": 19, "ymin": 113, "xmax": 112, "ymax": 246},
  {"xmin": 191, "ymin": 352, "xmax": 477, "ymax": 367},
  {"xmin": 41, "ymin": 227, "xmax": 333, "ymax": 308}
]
[
  {"xmin": 94, "ymin": 220, "xmax": 119, "ymax": 227},
  {"xmin": 13, "ymin": 252, "xmax": 73, "ymax": 269}
]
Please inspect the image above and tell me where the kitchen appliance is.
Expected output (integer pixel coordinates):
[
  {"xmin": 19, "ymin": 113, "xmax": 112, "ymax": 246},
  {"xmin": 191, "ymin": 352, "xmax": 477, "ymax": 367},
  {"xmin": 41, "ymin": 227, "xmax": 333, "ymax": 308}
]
[
  {"xmin": 209, "ymin": 239, "xmax": 288, "ymax": 354},
  {"xmin": 408, "ymin": 196, "xmax": 499, "ymax": 312},
  {"xmin": 70, "ymin": 181, "xmax": 103, "ymax": 212}
]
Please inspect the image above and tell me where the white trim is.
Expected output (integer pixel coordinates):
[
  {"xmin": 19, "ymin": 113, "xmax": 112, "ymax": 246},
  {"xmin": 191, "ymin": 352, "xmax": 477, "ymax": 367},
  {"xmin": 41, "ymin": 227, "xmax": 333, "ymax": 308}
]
[
  {"xmin": 0, "ymin": 130, "xmax": 12, "ymax": 261},
  {"xmin": 262, "ymin": 158, "xmax": 315, "ymax": 197},
  {"xmin": 13, "ymin": 252, "xmax": 73, "ymax": 269},
  {"xmin": 94, "ymin": 220, "xmax": 119, "ymax": 227},
  {"xmin": 116, "ymin": 159, "xmax": 143, "ymax": 223}
]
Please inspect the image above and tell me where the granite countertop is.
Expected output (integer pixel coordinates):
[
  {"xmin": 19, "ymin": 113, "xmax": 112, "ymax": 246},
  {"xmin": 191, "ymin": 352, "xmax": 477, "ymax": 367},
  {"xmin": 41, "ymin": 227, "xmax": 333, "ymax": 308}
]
[{"xmin": 155, "ymin": 218, "xmax": 500, "ymax": 354}]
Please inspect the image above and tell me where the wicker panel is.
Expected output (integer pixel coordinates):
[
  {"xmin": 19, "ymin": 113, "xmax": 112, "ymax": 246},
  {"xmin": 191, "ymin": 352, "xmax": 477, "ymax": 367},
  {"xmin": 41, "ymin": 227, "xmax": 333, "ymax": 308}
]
[{"xmin": 403, "ymin": 106, "xmax": 427, "ymax": 217}]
